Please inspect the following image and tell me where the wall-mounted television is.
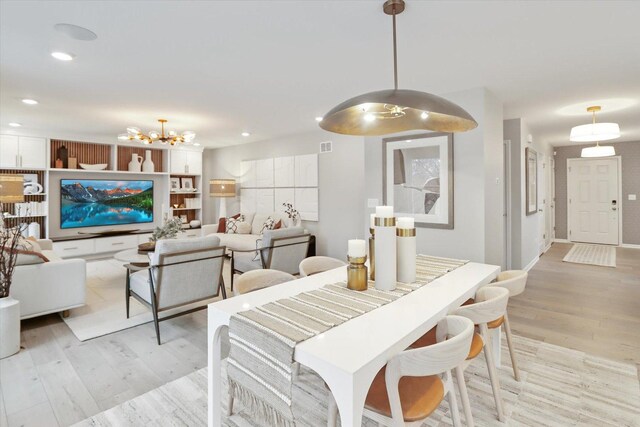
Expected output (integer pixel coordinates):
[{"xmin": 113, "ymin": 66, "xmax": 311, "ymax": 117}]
[{"xmin": 60, "ymin": 179, "xmax": 153, "ymax": 229}]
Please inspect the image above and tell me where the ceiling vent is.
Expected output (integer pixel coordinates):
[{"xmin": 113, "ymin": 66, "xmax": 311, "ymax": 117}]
[{"xmin": 320, "ymin": 141, "xmax": 332, "ymax": 153}]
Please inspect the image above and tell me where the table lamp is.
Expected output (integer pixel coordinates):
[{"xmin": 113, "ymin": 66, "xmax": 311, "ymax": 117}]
[
  {"xmin": 0, "ymin": 174, "xmax": 24, "ymax": 219},
  {"xmin": 209, "ymin": 179, "xmax": 236, "ymax": 219}
]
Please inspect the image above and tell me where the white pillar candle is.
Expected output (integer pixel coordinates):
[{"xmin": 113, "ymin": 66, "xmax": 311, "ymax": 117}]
[
  {"xmin": 370, "ymin": 213, "xmax": 376, "ymax": 229},
  {"xmin": 376, "ymin": 205, "xmax": 394, "ymax": 218},
  {"xmin": 397, "ymin": 217, "xmax": 415, "ymax": 229},
  {"xmin": 348, "ymin": 239, "xmax": 366, "ymax": 258}
]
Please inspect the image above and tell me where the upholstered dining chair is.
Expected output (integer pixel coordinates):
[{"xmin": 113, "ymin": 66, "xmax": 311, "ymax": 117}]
[
  {"xmin": 328, "ymin": 315, "xmax": 475, "ymax": 427},
  {"xmin": 485, "ymin": 270, "xmax": 528, "ymax": 381},
  {"xmin": 299, "ymin": 256, "xmax": 347, "ymax": 277},
  {"xmin": 126, "ymin": 236, "xmax": 226, "ymax": 345},
  {"xmin": 233, "ymin": 269, "xmax": 295, "ymax": 296},
  {"xmin": 410, "ymin": 286, "xmax": 510, "ymax": 425},
  {"xmin": 229, "ymin": 227, "xmax": 311, "ymax": 289}
]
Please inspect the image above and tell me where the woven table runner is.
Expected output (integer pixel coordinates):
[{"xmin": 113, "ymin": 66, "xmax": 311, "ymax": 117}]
[{"xmin": 227, "ymin": 254, "xmax": 468, "ymax": 426}]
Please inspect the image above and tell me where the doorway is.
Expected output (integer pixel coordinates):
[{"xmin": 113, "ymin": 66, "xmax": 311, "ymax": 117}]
[{"xmin": 567, "ymin": 157, "xmax": 621, "ymax": 245}]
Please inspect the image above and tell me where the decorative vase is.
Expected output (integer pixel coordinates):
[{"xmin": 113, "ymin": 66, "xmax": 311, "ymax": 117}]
[
  {"xmin": 28, "ymin": 222, "xmax": 40, "ymax": 239},
  {"xmin": 0, "ymin": 296, "xmax": 20, "ymax": 359},
  {"xmin": 57, "ymin": 145, "xmax": 68, "ymax": 168},
  {"xmin": 189, "ymin": 220, "xmax": 201, "ymax": 228},
  {"xmin": 128, "ymin": 153, "xmax": 142, "ymax": 172},
  {"xmin": 142, "ymin": 150, "xmax": 155, "ymax": 173}
]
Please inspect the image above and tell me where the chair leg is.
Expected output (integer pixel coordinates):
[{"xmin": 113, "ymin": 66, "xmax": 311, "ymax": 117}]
[
  {"xmin": 503, "ymin": 312, "xmax": 520, "ymax": 381},
  {"xmin": 481, "ymin": 325, "xmax": 505, "ymax": 422},
  {"xmin": 327, "ymin": 395, "xmax": 338, "ymax": 427},
  {"xmin": 455, "ymin": 366, "xmax": 474, "ymax": 427},
  {"xmin": 151, "ymin": 306, "xmax": 161, "ymax": 345},
  {"xmin": 125, "ymin": 269, "xmax": 131, "ymax": 319},
  {"xmin": 219, "ymin": 276, "xmax": 228, "ymax": 300},
  {"xmin": 445, "ymin": 370, "xmax": 462, "ymax": 427},
  {"xmin": 227, "ymin": 392, "xmax": 234, "ymax": 416}
]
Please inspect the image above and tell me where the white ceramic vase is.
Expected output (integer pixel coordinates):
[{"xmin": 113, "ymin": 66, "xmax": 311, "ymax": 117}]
[
  {"xmin": 128, "ymin": 153, "xmax": 142, "ymax": 172},
  {"xmin": 142, "ymin": 150, "xmax": 155, "ymax": 173},
  {"xmin": 0, "ymin": 296, "xmax": 20, "ymax": 359}
]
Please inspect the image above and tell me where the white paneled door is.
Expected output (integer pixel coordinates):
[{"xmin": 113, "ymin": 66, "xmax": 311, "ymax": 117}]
[{"xmin": 567, "ymin": 158, "xmax": 620, "ymax": 245}]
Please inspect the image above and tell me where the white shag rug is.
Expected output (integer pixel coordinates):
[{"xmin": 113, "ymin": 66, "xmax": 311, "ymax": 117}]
[
  {"xmin": 563, "ymin": 243, "xmax": 616, "ymax": 268},
  {"xmin": 62, "ymin": 259, "xmax": 225, "ymax": 341}
]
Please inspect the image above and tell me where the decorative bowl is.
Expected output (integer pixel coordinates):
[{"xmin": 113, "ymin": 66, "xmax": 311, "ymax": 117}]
[
  {"xmin": 79, "ymin": 163, "xmax": 108, "ymax": 170},
  {"xmin": 189, "ymin": 220, "xmax": 201, "ymax": 228}
]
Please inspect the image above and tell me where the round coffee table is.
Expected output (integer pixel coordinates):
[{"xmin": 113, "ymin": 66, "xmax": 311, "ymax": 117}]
[{"xmin": 114, "ymin": 248, "xmax": 152, "ymax": 267}]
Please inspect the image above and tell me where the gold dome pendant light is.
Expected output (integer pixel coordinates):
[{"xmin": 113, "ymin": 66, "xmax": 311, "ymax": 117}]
[{"xmin": 319, "ymin": 0, "xmax": 477, "ymax": 136}]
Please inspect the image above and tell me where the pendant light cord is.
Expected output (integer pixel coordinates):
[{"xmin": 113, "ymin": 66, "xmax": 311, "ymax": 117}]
[{"xmin": 392, "ymin": 6, "xmax": 398, "ymax": 90}]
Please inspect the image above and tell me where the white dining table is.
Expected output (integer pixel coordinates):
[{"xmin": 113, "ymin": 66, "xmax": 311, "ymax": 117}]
[{"xmin": 207, "ymin": 261, "xmax": 500, "ymax": 427}]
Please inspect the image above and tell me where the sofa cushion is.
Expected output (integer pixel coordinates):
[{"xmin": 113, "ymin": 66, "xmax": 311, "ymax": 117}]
[
  {"xmin": 41, "ymin": 250, "xmax": 62, "ymax": 262},
  {"xmin": 214, "ymin": 233, "xmax": 260, "ymax": 251}
]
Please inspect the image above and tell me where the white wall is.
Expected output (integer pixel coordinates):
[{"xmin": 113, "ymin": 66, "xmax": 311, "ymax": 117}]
[
  {"xmin": 202, "ymin": 131, "xmax": 365, "ymax": 259},
  {"xmin": 504, "ymin": 118, "xmax": 553, "ymax": 269},
  {"xmin": 363, "ymin": 87, "xmax": 504, "ymax": 264}
]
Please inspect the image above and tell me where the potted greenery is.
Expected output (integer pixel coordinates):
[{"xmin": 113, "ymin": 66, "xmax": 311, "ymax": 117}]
[
  {"xmin": 138, "ymin": 217, "xmax": 184, "ymax": 252},
  {"xmin": 1, "ymin": 226, "xmax": 24, "ymax": 359}
]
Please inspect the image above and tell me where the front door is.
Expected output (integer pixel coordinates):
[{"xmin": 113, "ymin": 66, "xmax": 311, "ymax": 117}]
[{"xmin": 567, "ymin": 157, "xmax": 619, "ymax": 245}]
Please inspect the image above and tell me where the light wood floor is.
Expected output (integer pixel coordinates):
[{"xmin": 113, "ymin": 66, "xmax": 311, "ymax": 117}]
[{"xmin": 1, "ymin": 243, "xmax": 639, "ymax": 427}]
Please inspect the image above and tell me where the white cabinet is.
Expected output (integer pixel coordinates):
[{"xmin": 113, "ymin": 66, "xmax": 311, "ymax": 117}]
[
  {"xmin": 170, "ymin": 150, "xmax": 202, "ymax": 175},
  {"xmin": 0, "ymin": 135, "xmax": 46, "ymax": 169},
  {"xmin": 52, "ymin": 240, "xmax": 95, "ymax": 258}
]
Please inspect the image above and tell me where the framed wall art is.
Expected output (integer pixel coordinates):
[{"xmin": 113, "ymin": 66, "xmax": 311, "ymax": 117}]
[{"xmin": 383, "ymin": 132, "xmax": 454, "ymax": 229}]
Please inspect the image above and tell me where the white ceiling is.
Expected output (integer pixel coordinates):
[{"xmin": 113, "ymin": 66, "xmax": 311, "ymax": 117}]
[{"xmin": 1, "ymin": 1, "xmax": 639, "ymax": 148}]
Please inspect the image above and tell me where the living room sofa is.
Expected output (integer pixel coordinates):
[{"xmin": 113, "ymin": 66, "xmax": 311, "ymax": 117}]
[
  {"xmin": 201, "ymin": 212, "xmax": 293, "ymax": 251},
  {"xmin": 10, "ymin": 239, "xmax": 86, "ymax": 319}
]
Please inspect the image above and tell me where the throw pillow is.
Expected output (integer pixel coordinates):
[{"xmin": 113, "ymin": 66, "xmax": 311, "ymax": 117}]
[
  {"xmin": 236, "ymin": 221, "xmax": 252, "ymax": 234},
  {"xmin": 4, "ymin": 235, "xmax": 49, "ymax": 265},
  {"xmin": 217, "ymin": 213, "xmax": 241, "ymax": 233},
  {"xmin": 226, "ymin": 215, "xmax": 245, "ymax": 234},
  {"xmin": 259, "ymin": 216, "xmax": 276, "ymax": 234},
  {"xmin": 274, "ymin": 220, "xmax": 282, "ymax": 230}
]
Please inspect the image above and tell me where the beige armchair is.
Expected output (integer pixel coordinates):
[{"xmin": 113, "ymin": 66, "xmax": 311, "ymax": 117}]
[
  {"xmin": 229, "ymin": 227, "xmax": 310, "ymax": 290},
  {"xmin": 126, "ymin": 236, "xmax": 226, "ymax": 345}
]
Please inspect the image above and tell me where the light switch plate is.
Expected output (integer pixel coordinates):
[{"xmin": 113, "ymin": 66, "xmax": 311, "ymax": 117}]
[
  {"xmin": 629, "ymin": 194, "xmax": 637, "ymax": 201},
  {"xmin": 367, "ymin": 198, "xmax": 379, "ymax": 208}
]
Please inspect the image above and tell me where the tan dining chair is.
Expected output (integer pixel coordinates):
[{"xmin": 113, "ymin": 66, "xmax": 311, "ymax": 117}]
[
  {"xmin": 299, "ymin": 256, "xmax": 347, "ymax": 277},
  {"xmin": 485, "ymin": 270, "xmax": 528, "ymax": 381},
  {"xmin": 233, "ymin": 269, "xmax": 295, "ymax": 296},
  {"xmin": 410, "ymin": 286, "xmax": 510, "ymax": 425},
  {"xmin": 328, "ymin": 315, "xmax": 475, "ymax": 427}
]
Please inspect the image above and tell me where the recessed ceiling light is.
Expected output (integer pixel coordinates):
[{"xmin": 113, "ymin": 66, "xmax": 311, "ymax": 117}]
[
  {"xmin": 51, "ymin": 51, "xmax": 75, "ymax": 61},
  {"xmin": 8, "ymin": 122, "xmax": 22, "ymax": 127},
  {"xmin": 241, "ymin": 132, "xmax": 251, "ymax": 137},
  {"xmin": 22, "ymin": 99, "xmax": 38, "ymax": 105},
  {"xmin": 193, "ymin": 143, "xmax": 201, "ymax": 146},
  {"xmin": 54, "ymin": 23, "xmax": 97, "ymax": 41},
  {"xmin": 315, "ymin": 117, "xmax": 323, "ymax": 122}
]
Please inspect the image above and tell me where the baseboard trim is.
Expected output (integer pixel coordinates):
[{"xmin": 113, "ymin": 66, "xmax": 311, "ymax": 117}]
[
  {"xmin": 523, "ymin": 256, "xmax": 540, "ymax": 272},
  {"xmin": 544, "ymin": 242, "xmax": 552, "ymax": 253},
  {"xmin": 553, "ymin": 239, "xmax": 570, "ymax": 243},
  {"xmin": 620, "ymin": 243, "xmax": 640, "ymax": 249}
]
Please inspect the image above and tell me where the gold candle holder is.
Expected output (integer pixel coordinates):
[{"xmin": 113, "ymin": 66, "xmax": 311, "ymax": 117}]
[
  {"xmin": 347, "ymin": 255, "xmax": 368, "ymax": 291},
  {"xmin": 369, "ymin": 228, "xmax": 375, "ymax": 280}
]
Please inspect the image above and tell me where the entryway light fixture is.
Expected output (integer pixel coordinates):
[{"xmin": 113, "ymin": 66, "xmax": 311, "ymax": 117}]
[
  {"xmin": 118, "ymin": 119, "xmax": 195, "ymax": 145},
  {"xmin": 571, "ymin": 106, "xmax": 618, "ymax": 157},
  {"xmin": 570, "ymin": 106, "xmax": 620, "ymax": 142},
  {"xmin": 319, "ymin": 0, "xmax": 477, "ymax": 136}
]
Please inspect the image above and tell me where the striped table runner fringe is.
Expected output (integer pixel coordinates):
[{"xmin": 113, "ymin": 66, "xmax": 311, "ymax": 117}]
[{"xmin": 227, "ymin": 254, "xmax": 468, "ymax": 425}]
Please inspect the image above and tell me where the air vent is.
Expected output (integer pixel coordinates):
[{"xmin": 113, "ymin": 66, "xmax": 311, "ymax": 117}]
[{"xmin": 320, "ymin": 141, "xmax": 332, "ymax": 153}]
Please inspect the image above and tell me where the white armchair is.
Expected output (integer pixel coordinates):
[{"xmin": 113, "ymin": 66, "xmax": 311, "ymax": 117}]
[{"xmin": 10, "ymin": 239, "xmax": 86, "ymax": 319}]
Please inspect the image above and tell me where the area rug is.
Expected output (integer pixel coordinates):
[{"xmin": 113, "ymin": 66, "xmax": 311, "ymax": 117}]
[
  {"xmin": 563, "ymin": 243, "xmax": 616, "ymax": 268},
  {"xmin": 73, "ymin": 334, "xmax": 640, "ymax": 427},
  {"xmin": 62, "ymin": 259, "xmax": 226, "ymax": 341}
]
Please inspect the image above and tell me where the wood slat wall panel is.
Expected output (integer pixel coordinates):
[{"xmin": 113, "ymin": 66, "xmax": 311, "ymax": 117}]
[
  {"xmin": 50, "ymin": 140, "xmax": 111, "ymax": 169},
  {"xmin": 117, "ymin": 147, "xmax": 164, "ymax": 172}
]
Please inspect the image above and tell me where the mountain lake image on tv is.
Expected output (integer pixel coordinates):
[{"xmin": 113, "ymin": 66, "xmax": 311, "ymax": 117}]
[{"xmin": 60, "ymin": 179, "xmax": 153, "ymax": 229}]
